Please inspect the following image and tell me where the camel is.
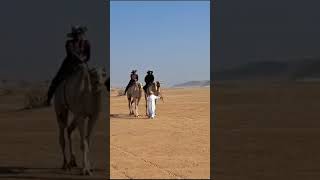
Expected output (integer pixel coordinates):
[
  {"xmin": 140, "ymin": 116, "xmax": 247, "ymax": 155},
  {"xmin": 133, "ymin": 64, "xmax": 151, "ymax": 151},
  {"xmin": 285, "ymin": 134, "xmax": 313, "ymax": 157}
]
[
  {"xmin": 54, "ymin": 64, "xmax": 107, "ymax": 176},
  {"xmin": 126, "ymin": 81, "xmax": 143, "ymax": 117},
  {"xmin": 144, "ymin": 81, "xmax": 161, "ymax": 116}
]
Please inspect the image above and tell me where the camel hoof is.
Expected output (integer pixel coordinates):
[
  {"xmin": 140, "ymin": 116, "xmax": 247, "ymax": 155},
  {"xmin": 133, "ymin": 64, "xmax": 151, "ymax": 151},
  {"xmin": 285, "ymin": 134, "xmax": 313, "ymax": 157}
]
[
  {"xmin": 62, "ymin": 162, "xmax": 71, "ymax": 171},
  {"xmin": 69, "ymin": 159, "xmax": 77, "ymax": 168}
]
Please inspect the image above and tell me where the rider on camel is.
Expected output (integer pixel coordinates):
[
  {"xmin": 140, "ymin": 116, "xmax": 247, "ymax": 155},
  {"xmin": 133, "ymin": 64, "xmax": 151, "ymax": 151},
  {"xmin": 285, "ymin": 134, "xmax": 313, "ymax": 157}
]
[
  {"xmin": 143, "ymin": 70, "xmax": 154, "ymax": 93},
  {"xmin": 124, "ymin": 70, "xmax": 138, "ymax": 95},
  {"xmin": 46, "ymin": 25, "xmax": 91, "ymax": 106}
]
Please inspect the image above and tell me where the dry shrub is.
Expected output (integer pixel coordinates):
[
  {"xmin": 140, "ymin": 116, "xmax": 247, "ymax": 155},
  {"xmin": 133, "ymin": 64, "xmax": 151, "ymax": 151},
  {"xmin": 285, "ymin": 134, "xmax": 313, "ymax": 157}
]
[
  {"xmin": 117, "ymin": 89, "xmax": 125, "ymax": 96},
  {"xmin": 24, "ymin": 88, "xmax": 47, "ymax": 109},
  {"xmin": 0, "ymin": 89, "xmax": 12, "ymax": 96}
]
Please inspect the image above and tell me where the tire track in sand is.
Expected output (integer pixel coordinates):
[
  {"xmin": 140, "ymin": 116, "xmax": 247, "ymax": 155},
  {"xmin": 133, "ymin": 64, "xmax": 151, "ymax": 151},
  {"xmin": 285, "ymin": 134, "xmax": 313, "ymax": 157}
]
[
  {"xmin": 111, "ymin": 144, "xmax": 186, "ymax": 179},
  {"xmin": 111, "ymin": 163, "xmax": 133, "ymax": 179}
]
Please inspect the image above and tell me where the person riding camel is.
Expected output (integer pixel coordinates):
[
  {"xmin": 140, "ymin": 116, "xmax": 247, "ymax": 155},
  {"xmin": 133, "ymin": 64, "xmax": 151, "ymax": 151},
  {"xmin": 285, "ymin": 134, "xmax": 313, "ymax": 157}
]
[
  {"xmin": 124, "ymin": 70, "xmax": 139, "ymax": 95},
  {"xmin": 46, "ymin": 25, "xmax": 91, "ymax": 106},
  {"xmin": 143, "ymin": 70, "xmax": 154, "ymax": 93}
]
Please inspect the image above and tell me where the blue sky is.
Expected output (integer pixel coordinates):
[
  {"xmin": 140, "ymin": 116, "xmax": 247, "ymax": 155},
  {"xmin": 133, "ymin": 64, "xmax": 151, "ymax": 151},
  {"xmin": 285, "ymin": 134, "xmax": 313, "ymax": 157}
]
[{"xmin": 110, "ymin": 1, "xmax": 210, "ymax": 87}]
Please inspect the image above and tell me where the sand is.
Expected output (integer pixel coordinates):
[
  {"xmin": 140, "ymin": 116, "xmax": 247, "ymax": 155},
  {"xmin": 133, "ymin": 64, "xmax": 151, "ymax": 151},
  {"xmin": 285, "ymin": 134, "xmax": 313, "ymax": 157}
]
[
  {"xmin": 214, "ymin": 82, "xmax": 320, "ymax": 180},
  {"xmin": 0, "ymin": 87, "xmax": 210, "ymax": 179},
  {"xmin": 110, "ymin": 87, "xmax": 210, "ymax": 179}
]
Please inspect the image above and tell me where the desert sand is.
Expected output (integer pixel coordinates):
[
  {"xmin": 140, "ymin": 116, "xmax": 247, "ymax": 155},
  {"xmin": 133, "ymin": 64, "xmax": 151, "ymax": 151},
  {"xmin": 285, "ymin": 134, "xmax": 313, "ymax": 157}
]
[
  {"xmin": 0, "ymin": 86, "xmax": 210, "ymax": 179},
  {"xmin": 0, "ymin": 87, "xmax": 108, "ymax": 179},
  {"xmin": 214, "ymin": 81, "xmax": 320, "ymax": 180},
  {"xmin": 110, "ymin": 87, "xmax": 210, "ymax": 179}
]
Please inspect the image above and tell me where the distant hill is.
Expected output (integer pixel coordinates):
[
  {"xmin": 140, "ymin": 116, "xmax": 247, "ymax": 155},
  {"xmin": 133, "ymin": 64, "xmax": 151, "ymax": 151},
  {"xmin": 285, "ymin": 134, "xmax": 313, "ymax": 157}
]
[
  {"xmin": 214, "ymin": 58, "xmax": 320, "ymax": 81},
  {"xmin": 173, "ymin": 80, "xmax": 210, "ymax": 87},
  {"xmin": 0, "ymin": 80, "xmax": 49, "ymax": 89}
]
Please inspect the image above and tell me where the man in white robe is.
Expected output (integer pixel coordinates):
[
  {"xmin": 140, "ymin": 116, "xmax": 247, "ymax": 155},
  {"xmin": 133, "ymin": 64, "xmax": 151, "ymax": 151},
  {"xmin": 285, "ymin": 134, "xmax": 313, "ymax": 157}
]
[{"xmin": 147, "ymin": 91, "xmax": 162, "ymax": 119}]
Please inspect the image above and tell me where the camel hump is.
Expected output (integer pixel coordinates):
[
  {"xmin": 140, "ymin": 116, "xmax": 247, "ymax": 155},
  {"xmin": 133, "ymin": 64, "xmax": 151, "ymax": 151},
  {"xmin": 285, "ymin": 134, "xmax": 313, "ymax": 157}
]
[{"xmin": 132, "ymin": 81, "xmax": 142, "ymax": 89}]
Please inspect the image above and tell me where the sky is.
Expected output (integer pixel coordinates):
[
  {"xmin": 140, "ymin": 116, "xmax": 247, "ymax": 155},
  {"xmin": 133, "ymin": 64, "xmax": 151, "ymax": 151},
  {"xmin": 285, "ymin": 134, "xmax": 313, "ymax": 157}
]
[
  {"xmin": 110, "ymin": 1, "xmax": 210, "ymax": 87},
  {"xmin": 3, "ymin": 0, "xmax": 319, "ymax": 85},
  {"xmin": 214, "ymin": 0, "xmax": 320, "ymax": 70},
  {"xmin": 0, "ymin": 0, "xmax": 108, "ymax": 81}
]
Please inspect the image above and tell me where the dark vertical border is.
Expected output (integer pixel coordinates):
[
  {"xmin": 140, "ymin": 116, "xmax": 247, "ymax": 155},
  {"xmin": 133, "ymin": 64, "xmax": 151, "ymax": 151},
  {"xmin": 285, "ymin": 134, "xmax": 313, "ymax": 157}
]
[
  {"xmin": 210, "ymin": 0, "xmax": 216, "ymax": 179},
  {"xmin": 105, "ymin": 0, "xmax": 111, "ymax": 178}
]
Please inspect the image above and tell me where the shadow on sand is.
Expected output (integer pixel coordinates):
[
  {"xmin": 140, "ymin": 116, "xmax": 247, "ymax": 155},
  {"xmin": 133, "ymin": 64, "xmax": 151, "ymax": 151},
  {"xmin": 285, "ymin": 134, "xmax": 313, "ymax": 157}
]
[
  {"xmin": 110, "ymin": 113, "xmax": 149, "ymax": 120},
  {"xmin": 0, "ymin": 166, "xmax": 106, "ymax": 180}
]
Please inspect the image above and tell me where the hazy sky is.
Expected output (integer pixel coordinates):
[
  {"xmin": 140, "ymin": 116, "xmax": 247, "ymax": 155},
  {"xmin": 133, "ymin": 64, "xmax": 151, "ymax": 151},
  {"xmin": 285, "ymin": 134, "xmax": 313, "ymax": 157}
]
[
  {"xmin": 110, "ymin": 1, "xmax": 210, "ymax": 87},
  {"xmin": 0, "ymin": 0, "xmax": 108, "ymax": 81}
]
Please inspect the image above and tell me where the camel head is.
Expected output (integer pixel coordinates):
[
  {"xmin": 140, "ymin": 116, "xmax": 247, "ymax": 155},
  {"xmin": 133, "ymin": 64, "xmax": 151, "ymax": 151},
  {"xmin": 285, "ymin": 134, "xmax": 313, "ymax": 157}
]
[
  {"xmin": 89, "ymin": 67, "xmax": 107, "ymax": 91},
  {"xmin": 156, "ymin": 81, "xmax": 160, "ymax": 88}
]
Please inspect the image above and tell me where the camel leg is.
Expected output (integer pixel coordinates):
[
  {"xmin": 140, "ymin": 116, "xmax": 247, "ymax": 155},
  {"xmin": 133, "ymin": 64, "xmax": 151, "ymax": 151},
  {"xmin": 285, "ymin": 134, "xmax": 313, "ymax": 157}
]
[
  {"xmin": 132, "ymin": 99, "xmax": 136, "ymax": 117},
  {"xmin": 137, "ymin": 96, "xmax": 141, "ymax": 106},
  {"xmin": 145, "ymin": 95, "xmax": 148, "ymax": 116},
  {"xmin": 59, "ymin": 127, "xmax": 68, "ymax": 170},
  {"xmin": 67, "ymin": 116, "xmax": 78, "ymax": 168},
  {"xmin": 130, "ymin": 99, "xmax": 135, "ymax": 115},
  {"xmin": 78, "ymin": 117, "xmax": 91, "ymax": 176},
  {"xmin": 128, "ymin": 97, "xmax": 133, "ymax": 115},
  {"xmin": 134, "ymin": 99, "xmax": 137, "ymax": 117},
  {"xmin": 137, "ymin": 97, "xmax": 141, "ymax": 117},
  {"xmin": 57, "ymin": 112, "xmax": 69, "ymax": 171},
  {"xmin": 135, "ymin": 99, "xmax": 139, "ymax": 117},
  {"xmin": 86, "ymin": 114, "xmax": 99, "ymax": 172},
  {"xmin": 87, "ymin": 114, "xmax": 98, "ymax": 146}
]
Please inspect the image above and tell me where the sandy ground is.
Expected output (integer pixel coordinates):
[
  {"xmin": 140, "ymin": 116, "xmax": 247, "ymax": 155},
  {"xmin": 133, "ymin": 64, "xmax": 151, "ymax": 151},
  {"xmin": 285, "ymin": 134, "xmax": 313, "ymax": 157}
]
[
  {"xmin": 110, "ymin": 87, "xmax": 210, "ymax": 179},
  {"xmin": 0, "ymin": 89, "xmax": 108, "ymax": 180},
  {"xmin": 214, "ymin": 82, "xmax": 320, "ymax": 180}
]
